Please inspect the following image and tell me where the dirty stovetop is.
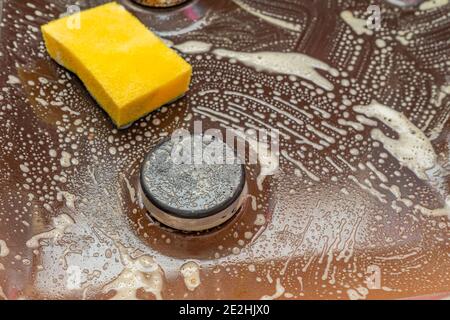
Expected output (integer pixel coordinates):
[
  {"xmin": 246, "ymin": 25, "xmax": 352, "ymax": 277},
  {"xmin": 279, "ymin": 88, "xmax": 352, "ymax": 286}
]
[{"xmin": 0, "ymin": 0, "xmax": 450, "ymax": 300}]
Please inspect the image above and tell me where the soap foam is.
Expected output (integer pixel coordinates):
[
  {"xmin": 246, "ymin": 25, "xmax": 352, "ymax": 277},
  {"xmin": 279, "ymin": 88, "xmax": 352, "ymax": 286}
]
[
  {"xmin": 354, "ymin": 101, "xmax": 437, "ymax": 180},
  {"xmin": 173, "ymin": 40, "xmax": 337, "ymax": 91},
  {"xmin": 340, "ymin": 11, "xmax": 373, "ymax": 36},
  {"xmin": 260, "ymin": 278, "xmax": 285, "ymax": 300},
  {"xmin": 415, "ymin": 196, "xmax": 450, "ymax": 218},
  {"xmin": 233, "ymin": 0, "xmax": 302, "ymax": 32},
  {"xmin": 102, "ymin": 243, "xmax": 164, "ymax": 300},
  {"xmin": 419, "ymin": 0, "xmax": 449, "ymax": 11},
  {"xmin": 180, "ymin": 261, "xmax": 201, "ymax": 291},
  {"xmin": 0, "ymin": 240, "xmax": 9, "ymax": 257},
  {"xmin": 174, "ymin": 41, "xmax": 212, "ymax": 54},
  {"xmin": 214, "ymin": 49, "xmax": 336, "ymax": 91},
  {"xmin": 26, "ymin": 213, "xmax": 75, "ymax": 249}
]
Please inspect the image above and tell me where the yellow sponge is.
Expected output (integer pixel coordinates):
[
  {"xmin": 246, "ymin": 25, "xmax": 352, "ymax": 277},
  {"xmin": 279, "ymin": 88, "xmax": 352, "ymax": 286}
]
[{"xmin": 41, "ymin": 2, "xmax": 192, "ymax": 128}]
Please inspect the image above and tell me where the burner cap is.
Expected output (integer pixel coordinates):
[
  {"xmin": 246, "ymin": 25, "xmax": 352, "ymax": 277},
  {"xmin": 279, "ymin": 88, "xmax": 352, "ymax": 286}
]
[{"xmin": 140, "ymin": 134, "xmax": 246, "ymax": 231}]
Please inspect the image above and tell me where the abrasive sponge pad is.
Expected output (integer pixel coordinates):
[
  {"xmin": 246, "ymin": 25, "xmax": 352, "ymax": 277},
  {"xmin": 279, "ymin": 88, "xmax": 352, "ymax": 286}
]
[{"xmin": 41, "ymin": 2, "xmax": 192, "ymax": 128}]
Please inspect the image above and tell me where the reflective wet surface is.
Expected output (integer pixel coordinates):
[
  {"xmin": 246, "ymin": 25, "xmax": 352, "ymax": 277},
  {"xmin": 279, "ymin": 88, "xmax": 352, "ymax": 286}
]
[{"xmin": 0, "ymin": 0, "xmax": 450, "ymax": 299}]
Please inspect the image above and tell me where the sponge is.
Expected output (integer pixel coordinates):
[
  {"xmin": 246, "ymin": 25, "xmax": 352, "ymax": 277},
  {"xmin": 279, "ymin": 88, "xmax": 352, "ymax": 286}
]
[{"xmin": 41, "ymin": 2, "xmax": 192, "ymax": 128}]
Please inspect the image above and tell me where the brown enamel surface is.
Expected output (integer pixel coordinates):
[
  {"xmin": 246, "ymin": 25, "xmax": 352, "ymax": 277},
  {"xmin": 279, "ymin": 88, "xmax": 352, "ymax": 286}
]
[{"xmin": 0, "ymin": 0, "xmax": 450, "ymax": 299}]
